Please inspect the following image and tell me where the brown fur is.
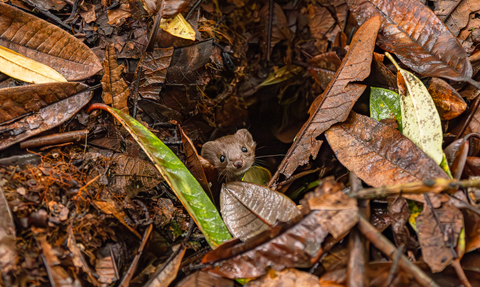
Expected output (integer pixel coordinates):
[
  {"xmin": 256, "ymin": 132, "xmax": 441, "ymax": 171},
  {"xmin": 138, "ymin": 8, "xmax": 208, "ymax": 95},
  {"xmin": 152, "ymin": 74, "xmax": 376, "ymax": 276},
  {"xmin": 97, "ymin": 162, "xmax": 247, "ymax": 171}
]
[{"xmin": 201, "ymin": 129, "xmax": 256, "ymax": 181}]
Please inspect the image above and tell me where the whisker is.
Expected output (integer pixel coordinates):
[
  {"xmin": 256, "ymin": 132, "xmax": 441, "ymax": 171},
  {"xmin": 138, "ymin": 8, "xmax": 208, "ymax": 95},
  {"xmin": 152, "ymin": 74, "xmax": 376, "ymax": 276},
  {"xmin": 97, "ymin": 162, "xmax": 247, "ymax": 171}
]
[{"xmin": 255, "ymin": 154, "xmax": 286, "ymax": 159}]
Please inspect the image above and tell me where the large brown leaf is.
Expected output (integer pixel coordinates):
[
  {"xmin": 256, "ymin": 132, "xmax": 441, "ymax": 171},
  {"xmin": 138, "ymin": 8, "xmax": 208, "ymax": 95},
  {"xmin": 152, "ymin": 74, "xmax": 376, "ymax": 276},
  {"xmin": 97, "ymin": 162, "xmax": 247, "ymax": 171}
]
[
  {"xmin": 0, "ymin": 82, "xmax": 88, "ymax": 123},
  {"xmin": 346, "ymin": 0, "xmax": 473, "ymax": 81},
  {"xmin": 0, "ymin": 89, "xmax": 93, "ymax": 151},
  {"xmin": 0, "ymin": 3, "xmax": 102, "ymax": 81},
  {"xmin": 133, "ymin": 47, "xmax": 173, "ymax": 100},
  {"xmin": 270, "ymin": 16, "xmax": 381, "ymax": 182},
  {"xmin": 325, "ymin": 112, "xmax": 449, "ymax": 187}
]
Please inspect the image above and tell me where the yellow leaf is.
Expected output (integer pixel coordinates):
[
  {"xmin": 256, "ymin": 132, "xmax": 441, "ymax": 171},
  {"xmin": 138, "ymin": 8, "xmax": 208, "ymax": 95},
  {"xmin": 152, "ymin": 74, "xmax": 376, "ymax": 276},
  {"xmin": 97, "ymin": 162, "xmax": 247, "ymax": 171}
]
[
  {"xmin": 259, "ymin": 65, "xmax": 303, "ymax": 86},
  {"xmin": 159, "ymin": 14, "xmax": 196, "ymax": 41},
  {"xmin": 386, "ymin": 52, "xmax": 443, "ymax": 165},
  {"xmin": 0, "ymin": 45, "xmax": 67, "ymax": 83}
]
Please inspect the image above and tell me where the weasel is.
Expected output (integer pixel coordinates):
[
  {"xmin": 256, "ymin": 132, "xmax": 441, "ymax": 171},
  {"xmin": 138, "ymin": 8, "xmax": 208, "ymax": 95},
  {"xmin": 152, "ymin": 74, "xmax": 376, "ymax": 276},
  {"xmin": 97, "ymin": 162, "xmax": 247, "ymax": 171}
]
[{"xmin": 201, "ymin": 129, "xmax": 256, "ymax": 181}]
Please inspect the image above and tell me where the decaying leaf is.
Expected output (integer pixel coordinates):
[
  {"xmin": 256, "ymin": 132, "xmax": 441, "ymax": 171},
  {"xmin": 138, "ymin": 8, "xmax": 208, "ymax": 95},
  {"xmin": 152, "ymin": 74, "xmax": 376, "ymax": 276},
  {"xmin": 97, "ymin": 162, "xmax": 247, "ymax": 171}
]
[
  {"xmin": 260, "ymin": 3, "xmax": 290, "ymax": 49},
  {"xmin": 245, "ymin": 268, "xmax": 321, "ymax": 287},
  {"xmin": 36, "ymin": 235, "xmax": 75, "ymax": 286},
  {"xmin": 134, "ymin": 47, "xmax": 174, "ymax": 100},
  {"xmin": 220, "ymin": 181, "xmax": 301, "ymax": 240},
  {"xmin": 0, "ymin": 82, "xmax": 88, "ymax": 123},
  {"xmin": 271, "ymin": 16, "xmax": 381, "ymax": 181},
  {"xmin": 160, "ymin": 13, "xmax": 196, "ymax": 41},
  {"xmin": 0, "ymin": 45, "xmax": 67, "ymax": 83},
  {"xmin": 0, "ymin": 89, "xmax": 93, "ymax": 151},
  {"xmin": 390, "ymin": 53, "xmax": 444, "ymax": 165},
  {"xmin": 346, "ymin": 0, "xmax": 473, "ymax": 81},
  {"xmin": 427, "ymin": 77, "xmax": 467, "ymax": 120},
  {"xmin": 308, "ymin": 4, "xmax": 335, "ymax": 41},
  {"xmin": 416, "ymin": 204, "xmax": 463, "ymax": 273},
  {"xmin": 308, "ymin": 52, "xmax": 342, "ymax": 90},
  {"xmin": 444, "ymin": 0, "xmax": 480, "ymax": 36},
  {"xmin": 67, "ymin": 224, "xmax": 100, "ymax": 286},
  {"xmin": 145, "ymin": 245, "xmax": 186, "ymax": 287},
  {"xmin": 102, "ymin": 44, "xmax": 129, "ymax": 114},
  {"xmin": 0, "ymin": 3, "xmax": 102, "ymax": 80},
  {"xmin": 93, "ymin": 200, "xmax": 143, "ymax": 239},
  {"xmin": 259, "ymin": 66, "xmax": 303, "ymax": 86},
  {"xmin": 325, "ymin": 112, "xmax": 449, "ymax": 187}
]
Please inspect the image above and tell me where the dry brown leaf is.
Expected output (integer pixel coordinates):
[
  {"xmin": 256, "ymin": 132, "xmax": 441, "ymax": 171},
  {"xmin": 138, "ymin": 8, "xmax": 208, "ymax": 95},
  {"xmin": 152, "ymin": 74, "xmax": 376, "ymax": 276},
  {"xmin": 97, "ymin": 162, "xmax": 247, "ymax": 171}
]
[
  {"xmin": 93, "ymin": 200, "xmax": 142, "ymax": 239},
  {"xmin": 36, "ymin": 235, "xmax": 75, "ymax": 286},
  {"xmin": 346, "ymin": 0, "xmax": 473, "ymax": 81},
  {"xmin": 308, "ymin": 4, "xmax": 335, "ymax": 40},
  {"xmin": 134, "ymin": 47, "xmax": 174, "ymax": 100},
  {"xmin": 444, "ymin": 0, "xmax": 480, "ymax": 36},
  {"xmin": 0, "ymin": 82, "xmax": 88, "ymax": 123},
  {"xmin": 220, "ymin": 182, "xmax": 301, "ymax": 240},
  {"xmin": 102, "ymin": 44, "xmax": 130, "ymax": 114},
  {"xmin": 145, "ymin": 245, "xmax": 185, "ymax": 287},
  {"xmin": 107, "ymin": 4, "xmax": 131, "ymax": 25},
  {"xmin": 0, "ymin": 186, "xmax": 16, "ymax": 277},
  {"xmin": 245, "ymin": 268, "xmax": 321, "ymax": 287},
  {"xmin": 0, "ymin": 3, "xmax": 102, "ymax": 80},
  {"xmin": 325, "ymin": 112, "xmax": 449, "ymax": 187},
  {"xmin": 428, "ymin": 77, "xmax": 467, "ymax": 120},
  {"xmin": 175, "ymin": 271, "xmax": 234, "ymax": 287},
  {"xmin": 260, "ymin": 3, "xmax": 290, "ymax": 50},
  {"xmin": 308, "ymin": 52, "xmax": 341, "ymax": 90},
  {"xmin": 271, "ymin": 16, "xmax": 381, "ymax": 181},
  {"xmin": 416, "ymin": 204, "xmax": 463, "ymax": 272}
]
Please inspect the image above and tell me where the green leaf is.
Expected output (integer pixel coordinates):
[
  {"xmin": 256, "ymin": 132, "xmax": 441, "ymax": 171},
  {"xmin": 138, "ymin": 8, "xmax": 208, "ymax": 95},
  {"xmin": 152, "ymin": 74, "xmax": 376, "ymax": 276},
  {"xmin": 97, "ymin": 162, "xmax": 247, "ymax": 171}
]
[
  {"xmin": 369, "ymin": 87, "xmax": 402, "ymax": 133},
  {"xmin": 386, "ymin": 53, "xmax": 443, "ymax": 165},
  {"xmin": 87, "ymin": 104, "xmax": 231, "ymax": 248}
]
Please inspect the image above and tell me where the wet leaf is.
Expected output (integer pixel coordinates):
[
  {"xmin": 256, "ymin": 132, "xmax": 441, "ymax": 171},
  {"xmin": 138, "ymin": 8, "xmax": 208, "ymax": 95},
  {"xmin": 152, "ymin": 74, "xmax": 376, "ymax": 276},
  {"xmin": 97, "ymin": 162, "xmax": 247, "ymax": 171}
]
[
  {"xmin": 346, "ymin": 0, "xmax": 473, "ymax": 81},
  {"xmin": 133, "ymin": 47, "xmax": 174, "ymax": 100},
  {"xmin": 178, "ymin": 124, "xmax": 215, "ymax": 204},
  {"xmin": 308, "ymin": 4, "xmax": 335, "ymax": 40},
  {"xmin": 160, "ymin": 13, "xmax": 196, "ymax": 41},
  {"xmin": 175, "ymin": 271, "xmax": 234, "ymax": 287},
  {"xmin": 36, "ymin": 235, "xmax": 75, "ymax": 286},
  {"xmin": 308, "ymin": 52, "xmax": 342, "ymax": 90},
  {"xmin": 273, "ymin": 16, "xmax": 381, "ymax": 179},
  {"xmin": 325, "ymin": 112, "xmax": 449, "ymax": 187},
  {"xmin": 416, "ymin": 204, "xmax": 463, "ymax": 272},
  {"xmin": 245, "ymin": 268, "xmax": 321, "ymax": 287},
  {"xmin": 145, "ymin": 245, "xmax": 186, "ymax": 287},
  {"xmin": 390, "ymin": 54, "xmax": 444, "ymax": 165},
  {"xmin": 0, "ymin": 89, "xmax": 93, "ymax": 151},
  {"xmin": 369, "ymin": 87, "xmax": 402, "ymax": 132},
  {"xmin": 93, "ymin": 200, "xmax": 143, "ymax": 239},
  {"xmin": 0, "ymin": 3, "xmax": 102, "ymax": 80},
  {"xmin": 0, "ymin": 82, "xmax": 88, "ymax": 123},
  {"xmin": 259, "ymin": 66, "xmax": 303, "ymax": 86},
  {"xmin": 427, "ymin": 77, "xmax": 467, "ymax": 120},
  {"xmin": 87, "ymin": 104, "xmax": 232, "ymax": 248},
  {"xmin": 0, "ymin": 186, "xmax": 16, "ymax": 277},
  {"xmin": 0, "ymin": 45, "xmax": 66, "ymax": 83},
  {"xmin": 102, "ymin": 44, "xmax": 129, "ymax": 114},
  {"xmin": 220, "ymin": 181, "xmax": 301, "ymax": 240}
]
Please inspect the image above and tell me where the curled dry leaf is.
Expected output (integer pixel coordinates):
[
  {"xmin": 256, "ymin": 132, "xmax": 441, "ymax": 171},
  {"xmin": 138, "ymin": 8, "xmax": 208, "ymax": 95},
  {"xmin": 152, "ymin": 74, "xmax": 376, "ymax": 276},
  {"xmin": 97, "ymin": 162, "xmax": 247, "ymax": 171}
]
[
  {"xmin": 346, "ymin": 0, "xmax": 473, "ymax": 81},
  {"xmin": 245, "ymin": 268, "xmax": 321, "ymax": 287},
  {"xmin": 271, "ymin": 16, "xmax": 381, "ymax": 181},
  {"xmin": 202, "ymin": 211, "xmax": 329, "ymax": 279},
  {"xmin": 134, "ymin": 47, "xmax": 174, "ymax": 100},
  {"xmin": 427, "ymin": 78, "xmax": 467, "ymax": 120},
  {"xmin": 416, "ymin": 204, "xmax": 463, "ymax": 272},
  {"xmin": 220, "ymin": 181, "xmax": 301, "ymax": 240},
  {"xmin": 102, "ymin": 44, "xmax": 129, "ymax": 114},
  {"xmin": 0, "ymin": 3, "xmax": 102, "ymax": 80},
  {"xmin": 145, "ymin": 245, "xmax": 186, "ymax": 287},
  {"xmin": 0, "ymin": 89, "xmax": 93, "ymax": 151},
  {"xmin": 325, "ymin": 112, "xmax": 449, "ymax": 187},
  {"xmin": 178, "ymin": 125, "xmax": 215, "ymax": 204},
  {"xmin": 0, "ymin": 45, "xmax": 67, "ymax": 84},
  {"xmin": 0, "ymin": 82, "xmax": 88, "ymax": 123}
]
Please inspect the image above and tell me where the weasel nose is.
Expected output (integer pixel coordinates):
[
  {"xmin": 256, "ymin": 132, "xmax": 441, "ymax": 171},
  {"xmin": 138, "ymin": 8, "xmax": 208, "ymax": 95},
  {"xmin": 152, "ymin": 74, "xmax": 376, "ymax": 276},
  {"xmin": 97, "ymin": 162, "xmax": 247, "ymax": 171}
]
[{"xmin": 234, "ymin": 160, "xmax": 243, "ymax": 169}]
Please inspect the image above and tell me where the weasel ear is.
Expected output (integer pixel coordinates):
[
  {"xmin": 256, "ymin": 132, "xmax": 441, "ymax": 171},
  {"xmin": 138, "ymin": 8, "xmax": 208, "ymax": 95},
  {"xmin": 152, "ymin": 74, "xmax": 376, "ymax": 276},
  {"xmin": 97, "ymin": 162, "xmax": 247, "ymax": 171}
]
[
  {"xmin": 236, "ymin": 129, "xmax": 253, "ymax": 142},
  {"xmin": 200, "ymin": 141, "xmax": 216, "ymax": 158}
]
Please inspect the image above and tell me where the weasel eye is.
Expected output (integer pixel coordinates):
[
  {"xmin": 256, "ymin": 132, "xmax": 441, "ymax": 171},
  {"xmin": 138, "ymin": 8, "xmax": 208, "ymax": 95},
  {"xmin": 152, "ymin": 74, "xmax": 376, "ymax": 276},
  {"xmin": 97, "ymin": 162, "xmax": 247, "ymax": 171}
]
[
  {"xmin": 219, "ymin": 155, "xmax": 225, "ymax": 163},
  {"xmin": 242, "ymin": 147, "xmax": 248, "ymax": 153}
]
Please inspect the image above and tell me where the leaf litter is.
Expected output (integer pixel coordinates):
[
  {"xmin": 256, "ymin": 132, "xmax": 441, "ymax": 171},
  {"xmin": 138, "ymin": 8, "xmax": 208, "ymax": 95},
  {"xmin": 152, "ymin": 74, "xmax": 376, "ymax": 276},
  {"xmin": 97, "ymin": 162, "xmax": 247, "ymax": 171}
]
[{"xmin": 1, "ymin": 0, "xmax": 480, "ymax": 286}]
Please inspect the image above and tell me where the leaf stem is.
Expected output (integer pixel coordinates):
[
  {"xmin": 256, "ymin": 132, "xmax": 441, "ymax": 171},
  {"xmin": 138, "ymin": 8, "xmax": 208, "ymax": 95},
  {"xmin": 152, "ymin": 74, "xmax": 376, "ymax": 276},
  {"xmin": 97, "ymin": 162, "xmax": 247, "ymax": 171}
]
[{"xmin": 385, "ymin": 52, "xmax": 401, "ymax": 72}]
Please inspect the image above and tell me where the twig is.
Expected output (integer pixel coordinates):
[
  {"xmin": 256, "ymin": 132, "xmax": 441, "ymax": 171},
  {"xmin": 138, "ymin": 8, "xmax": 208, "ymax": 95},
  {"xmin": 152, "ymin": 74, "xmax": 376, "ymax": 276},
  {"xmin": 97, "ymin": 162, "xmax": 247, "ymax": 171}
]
[
  {"xmin": 186, "ymin": 0, "xmax": 203, "ymax": 20},
  {"xmin": 132, "ymin": 67, "xmax": 142, "ymax": 119},
  {"xmin": 36, "ymin": 9, "xmax": 72, "ymax": 31},
  {"xmin": 357, "ymin": 215, "xmax": 440, "ymax": 287},
  {"xmin": 385, "ymin": 245, "xmax": 404, "ymax": 287},
  {"xmin": 267, "ymin": 0, "xmax": 274, "ymax": 61}
]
